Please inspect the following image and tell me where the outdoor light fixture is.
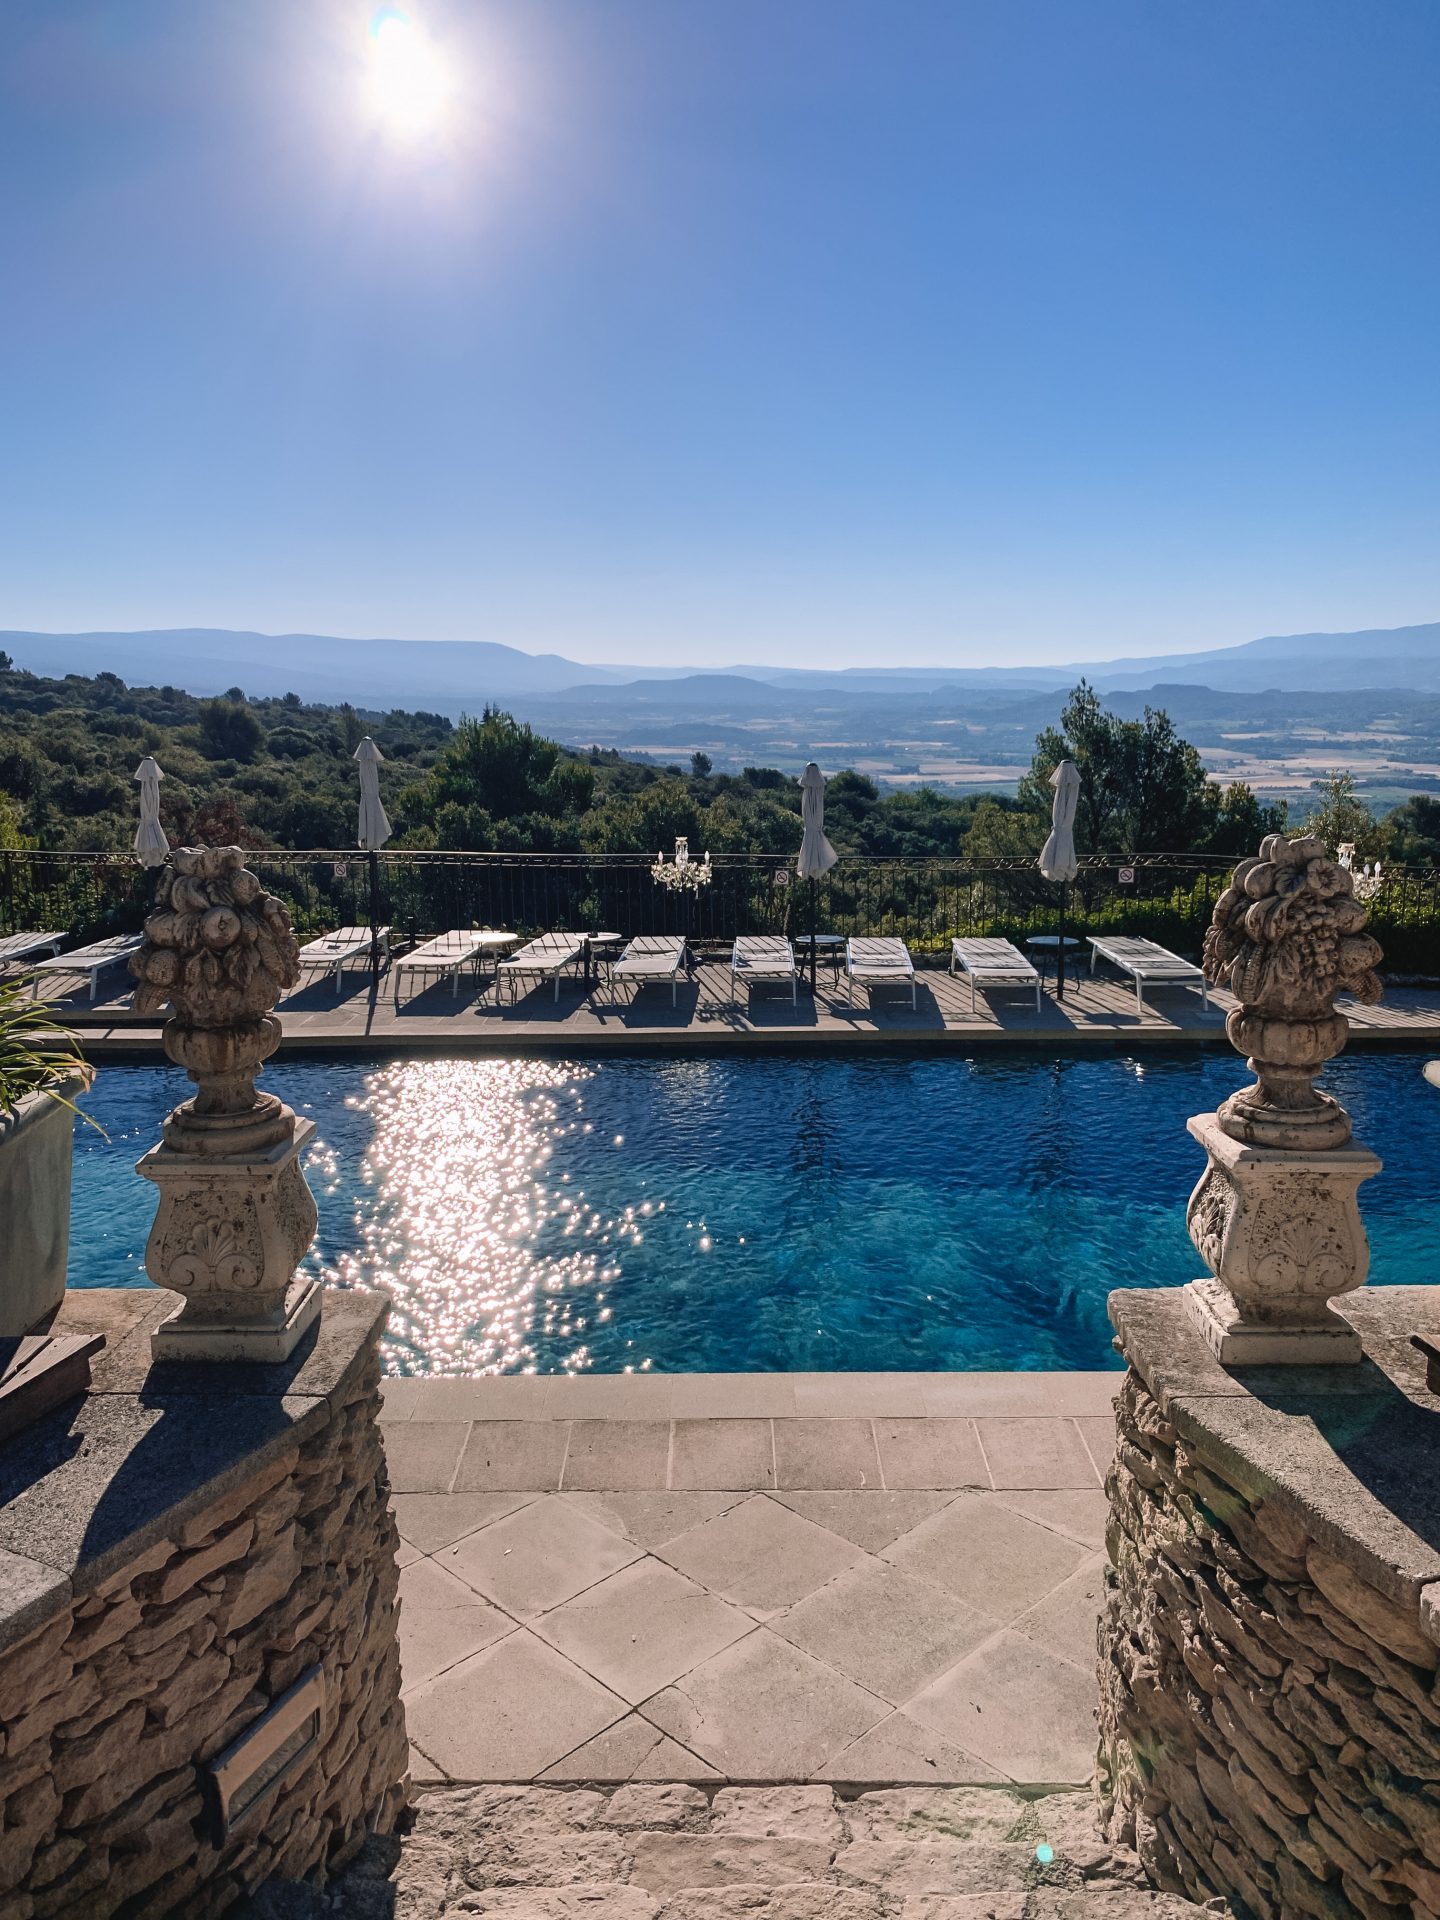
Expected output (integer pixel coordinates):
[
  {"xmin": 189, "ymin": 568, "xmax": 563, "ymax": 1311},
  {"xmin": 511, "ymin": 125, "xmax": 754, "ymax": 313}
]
[
  {"xmin": 651, "ymin": 837, "xmax": 712, "ymax": 892},
  {"xmin": 205, "ymin": 1665, "xmax": 326, "ymax": 1841}
]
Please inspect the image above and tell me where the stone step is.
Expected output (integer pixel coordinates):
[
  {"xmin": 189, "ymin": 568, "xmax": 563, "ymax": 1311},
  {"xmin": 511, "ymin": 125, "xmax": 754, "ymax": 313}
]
[{"xmin": 242, "ymin": 1786, "xmax": 1214, "ymax": 1920}]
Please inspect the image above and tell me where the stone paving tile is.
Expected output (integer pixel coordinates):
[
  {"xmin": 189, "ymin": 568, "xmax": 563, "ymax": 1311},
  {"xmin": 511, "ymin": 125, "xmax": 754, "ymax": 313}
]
[
  {"xmin": 656, "ymin": 1494, "xmax": 864, "ymax": 1615},
  {"xmin": 563, "ymin": 1491, "xmax": 742, "ymax": 1550},
  {"xmin": 536, "ymin": 1558, "xmax": 754, "ymax": 1703},
  {"xmin": 561, "ymin": 1421, "xmax": 673, "ymax": 1491},
  {"xmin": 454, "ymin": 1419, "xmax": 572, "ymax": 1491},
  {"xmin": 875, "ymin": 1420, "xmax": 990, "ymax": 1490},
  {"xmin": 667, "ymin": 1375, "xmax": 799, "ymax": 1419},
  {"xmin": 1012, "ymin": 1555, "xmax": 1106, "ymax": 1671},
  {"xmin": 407, "ymin": 1741, "xmax": 446, "ymax": 1785},
  {"xmin": 905, "ymin": 1630, "xmax": 1098, "ymax": 1785},
  {"xmin": 382, "ymin": 1420, "xmax": 470, "ymax": 1494},
  {"xmin": 1075, "ymin": 1415, "xmax": 1118, "ymax": 1476},
  {"xmin": 975, "ymin": 1419, "xmax": 1103, "ymax": 1490},
  {"xmin": 641, "ymin": 1630, "xmax": 890, "ymax": 1779},
  {"xmin": 537, "ymin": 1714, "xmax": 724, "ymax": 1784},
  {"xmin": 440, "ymin": 1496, "xmax": 641, "ymax": 1618},
  {"xmin": 772, "ymin": 1560, "xmax": 997, "ymax": 1706},
  {"xmin": 772, "ymin": 1491, "xmax": 955, "ymax": 1555},
  {"xmin": 993, "ymin": 1489, "xmax": 1109, "ymax": 1553},
  {"xmin": 817, "ymin": 1713, "xmax": 1009, "ymax": 1787},
  {"xmin": 391, "ymin": 1491, "xmax": 537, "ymax": 1555},
  {"xmin": 792, "ymin": 1374, "xmax": 931, "ymax": 1418},
  {"xmin": 404, "ymin": 1628, "xmax": 631, "ymax": 1781},
  {"xmin": 396, "ymin": 1538, "xmax": 423, "ymax": 1569},
  {"xmin": 921, "ymin": 1375, "xmax": 1122, "ymax": 1419},
  {"xmin": 409, "ymin": 1375, "xmax": 553, "ymax": 1422},
  {"xmin": 545, "ymin": 1374, "xmax": 677, "ymax": 1420},
  {"xmin": 773, "ymin": 1418, "xmax": 883, "ymax": 1490},
  {"xmin": 709, "ymin": 1785, "xmax": 846, "ymax": 1840},
  {"xmin": 377, "ymin": 1376, "xmax": 421, "ymax": 1423},
  {"xmin": 884, "ymin": 1495, "xmax": 1088, "ymax": 1622},
  {"xmin": 397, "ymin": 1557, "xmax": 515, "ymax": 1691},
  {"xmin": 671, "ymin": 1418, "xmax": 776, "ymax": 1489}
]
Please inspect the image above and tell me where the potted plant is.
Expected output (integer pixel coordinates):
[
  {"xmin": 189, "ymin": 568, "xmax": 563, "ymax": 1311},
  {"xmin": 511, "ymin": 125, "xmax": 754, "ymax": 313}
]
[{"xmin": 0, "ymin": 982, "xmax": 95, "ymax": 1335}]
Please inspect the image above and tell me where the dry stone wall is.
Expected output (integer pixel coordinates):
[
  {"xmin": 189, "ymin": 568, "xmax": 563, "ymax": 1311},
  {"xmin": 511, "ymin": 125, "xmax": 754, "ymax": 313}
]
[
  {"xmin": 1099, "ymin": 1361, "xmax": 1440, "ymax": 1920},
  {"xmin": 0, "ymin": 1303, "xmax": 407, "ymax": 1920}
]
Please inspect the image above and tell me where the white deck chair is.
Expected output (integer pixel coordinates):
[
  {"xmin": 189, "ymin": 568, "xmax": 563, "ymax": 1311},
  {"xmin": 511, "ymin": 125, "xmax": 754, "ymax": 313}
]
[
  {"xmin": 612, "ymin": 935, "xmax": 688, "ymax": 1007},
  {"xmin": 0, "ymin": 930, "xmax": 65, "ymax": 979},
  {"xmin": 496, "ymin": 932, "xmax": 587, "ymax": 1004},
  {"xmin": 293, "ymin": 926, "xmax": 390, "ymax": 993},
  {"xmin": 731, "ymin": 935, "xmax": 797, "ymax": 1004},
  {"xmin": 29, "ymin": 933, "xmax": 144, "ymax": 1003},
  {"xmin": 1088, "ymin": 935, "xmax": 1209, "ymax": 1014},
  {"xmin": 949, "ymin": 937, "xmax": 1041, "ymax": 1015},
  {"xmin": 846, "ymin": 936, "xmax": 916, "ymax": 1009},
  {"xmin": 392, "ymin": 930, "xmax": 491, "ymax": 1004}
]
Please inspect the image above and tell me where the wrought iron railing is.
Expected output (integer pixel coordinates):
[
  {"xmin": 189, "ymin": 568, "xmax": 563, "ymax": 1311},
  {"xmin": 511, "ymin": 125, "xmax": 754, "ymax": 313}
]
[{"xmin": 3, "ymin": 848, "xmax": 1439, "ymax": 973}]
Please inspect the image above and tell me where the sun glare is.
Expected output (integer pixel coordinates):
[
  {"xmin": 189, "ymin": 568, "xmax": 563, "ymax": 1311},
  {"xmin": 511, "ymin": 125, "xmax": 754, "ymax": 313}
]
[{"xmin": 366, "ymin": 8, "xmax": 452, "ymax": 139}]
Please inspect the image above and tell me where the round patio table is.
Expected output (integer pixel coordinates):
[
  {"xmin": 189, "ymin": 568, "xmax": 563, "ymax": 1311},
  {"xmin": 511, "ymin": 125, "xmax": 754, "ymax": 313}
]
[
  {"xmin": 1026, "ymin": 934, "xmax": 1087, "ymax": 982},
  {"xmin": 584, "ymin": 932, "xmax": 624, "ymax": 987},
  {"xmin": 793, "ymin": 934, "xmax": 846, "ymax": 983}
]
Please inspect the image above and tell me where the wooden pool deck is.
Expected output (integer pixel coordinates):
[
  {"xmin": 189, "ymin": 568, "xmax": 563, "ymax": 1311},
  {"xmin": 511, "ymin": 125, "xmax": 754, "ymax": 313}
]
[{"xmin": 55, "ymin": 953, "xmax": 1440, "ymax": 1056}]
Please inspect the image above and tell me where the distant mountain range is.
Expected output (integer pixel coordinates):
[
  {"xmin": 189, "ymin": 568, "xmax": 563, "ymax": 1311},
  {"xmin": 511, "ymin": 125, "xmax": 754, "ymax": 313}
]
[{"xmin": 3, "ymin": 620, "xmax": 1439, "ymax": 710}]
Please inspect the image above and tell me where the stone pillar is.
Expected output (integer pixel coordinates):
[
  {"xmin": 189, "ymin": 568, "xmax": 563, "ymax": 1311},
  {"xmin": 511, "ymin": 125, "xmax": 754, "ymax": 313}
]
[
  {"xmin": 1183, "ymin": 832, "xmax": 1385, "ymax": 1364},
  {"xmin": 130, "ymin": 846, "xmax": 321, "ymax": 1361}
]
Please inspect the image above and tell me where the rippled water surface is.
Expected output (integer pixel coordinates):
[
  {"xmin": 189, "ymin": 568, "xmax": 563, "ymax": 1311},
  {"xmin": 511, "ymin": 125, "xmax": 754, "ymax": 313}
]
[{"xmin": 70, "ymin": 1051, "xmax": 1440, "ymax": 1374}]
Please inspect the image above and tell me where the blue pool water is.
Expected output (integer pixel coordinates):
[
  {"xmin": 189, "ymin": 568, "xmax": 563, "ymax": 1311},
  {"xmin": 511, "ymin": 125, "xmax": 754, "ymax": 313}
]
[{"xmin": 69, "ymin": 1052, "xmax": 1439, "ymax": 1375}]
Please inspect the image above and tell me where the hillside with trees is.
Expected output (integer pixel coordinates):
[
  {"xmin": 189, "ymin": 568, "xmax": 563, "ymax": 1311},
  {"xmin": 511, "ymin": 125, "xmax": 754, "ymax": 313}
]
[{"xmin": 2, "ymin": 654, "xmax": 1439, "ymax": 868}]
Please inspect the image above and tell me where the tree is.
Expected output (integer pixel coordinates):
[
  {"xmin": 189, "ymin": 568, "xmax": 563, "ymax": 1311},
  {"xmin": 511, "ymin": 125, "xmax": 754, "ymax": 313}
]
[
  {"xmin": 198, "ymin": 697, "xmax": 263, "ymax": 763},
  {"xmin": 416, "ymin": 708, "xmax": 595, "ymax": 846},
  {"xmin": 1023, "ymin": 682, "xmax": 1216, "ymax": 854},
  {"xmin": 1385, "ymin": 795, "xmax": 1440, "ymax": 866},
  {"xmin": 1300, "ymin": 771, "xmax": 1386, "ymax": 862},
  {"xmin": 690, "ymin": 751, "xmax": 713, "ymax": 779}
]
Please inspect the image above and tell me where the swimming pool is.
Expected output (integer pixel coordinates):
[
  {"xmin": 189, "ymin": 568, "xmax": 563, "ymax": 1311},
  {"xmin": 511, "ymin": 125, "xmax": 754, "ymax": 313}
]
[{"xmin": 69, "ymin": 1051, "xmax": 1439, "ymax": 1375}]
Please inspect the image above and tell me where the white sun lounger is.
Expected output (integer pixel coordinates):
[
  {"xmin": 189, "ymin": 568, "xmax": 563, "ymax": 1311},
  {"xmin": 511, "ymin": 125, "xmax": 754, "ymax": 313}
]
[
  {"xmin": 497, "ymin": 932, "xmax": 587, "ymax": 1003},
  {"xmin": 731, "ymin": 936, "xmax": 797, "ymax": 1004},
  {"xmin": 1088, "ymin": 935, "xmax": 1209, "ymax": 1014},
  {"xmin": 612, "ymin": 935, "xmax": 689, "ymax": 1007},
  {"xmin": 949, "ymin": 937, "xmax": 1041, "ymax": 1015},
  {"xmin": 0, "ymin": 930, "xmax": 65, "ymax": 979},
  {"xmin": 30, "ymin": 933, "xmax": 144, "ymax": 1002},
  {"xmin": 392, "ymin": 930, "xmax": 504, "ymax": 1004},
  {"xmin": 294, "ymin": 926, "xmax": 391, "ymax": 993},
  {"xmin": 846, "ymin": 936, "xmax": 916, "ymax": 1009}
]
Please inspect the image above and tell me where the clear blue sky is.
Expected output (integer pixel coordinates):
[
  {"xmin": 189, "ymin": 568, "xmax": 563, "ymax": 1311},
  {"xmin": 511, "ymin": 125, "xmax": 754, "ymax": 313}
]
[{"xmin": 2, "ymin": 1, "xmax": 1437, "ymax": 668}]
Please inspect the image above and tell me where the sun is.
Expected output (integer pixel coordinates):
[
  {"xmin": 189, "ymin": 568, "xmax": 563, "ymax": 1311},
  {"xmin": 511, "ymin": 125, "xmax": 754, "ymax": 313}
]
[{"xmin": 365, "ymin": 9, "xmax": 452, "ymax": 139}]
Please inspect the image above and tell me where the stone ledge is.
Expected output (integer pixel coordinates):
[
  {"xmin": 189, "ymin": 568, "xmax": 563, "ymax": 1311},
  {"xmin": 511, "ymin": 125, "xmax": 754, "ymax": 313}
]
[
  {"xmin": 0, "ymin": 1288, "xmax": 389, "ymax": 1620},
  {"xmin": 1109, "ymin": 1283, "xmax": 1440, "ymax": 1623}
]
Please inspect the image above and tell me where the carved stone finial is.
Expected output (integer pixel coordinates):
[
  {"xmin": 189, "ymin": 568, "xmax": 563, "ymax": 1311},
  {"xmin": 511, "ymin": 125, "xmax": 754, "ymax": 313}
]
[
  {"xmin": 131, "ymin": 847, "xmax": 321, "ymax": 1361},
  {"xmin": 1182, "ymin": 832, "xmax": 1385, "ymax": 1365},
  {"xmin": 1201, "ymin": 832, "xmax": 1383, "ymax": 1151}
]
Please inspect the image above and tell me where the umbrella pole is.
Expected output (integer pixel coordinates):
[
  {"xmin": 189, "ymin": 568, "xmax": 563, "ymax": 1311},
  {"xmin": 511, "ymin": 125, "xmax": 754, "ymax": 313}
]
[
  {"xmin": 1056, "ymin": 882, "xmax": 1067, "ymax": 1001},
  {"xmin": 368, "ymin": 848, "xmax": 382, "ymax": 980},
  {"xmin": 809, "ymin": 876, "xmax": 817, "ymax": 994}
]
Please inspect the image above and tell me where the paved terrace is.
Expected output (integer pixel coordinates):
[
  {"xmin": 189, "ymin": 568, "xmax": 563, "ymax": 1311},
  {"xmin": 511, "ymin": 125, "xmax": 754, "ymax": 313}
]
[
  {"xmin": 377, "ymin": 1368, "xmax": 1120, "ymax": 1791},
  {"xmin": 52, "ymin": 950, "xmax": 1440, "ymax": 1053}
]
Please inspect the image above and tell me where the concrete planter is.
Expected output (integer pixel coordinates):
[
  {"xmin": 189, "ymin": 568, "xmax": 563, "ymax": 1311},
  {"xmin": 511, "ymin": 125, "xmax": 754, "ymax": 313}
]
[{"xmin": 0, "ymin": 1084, "xmax": 77, "ymax": 1334}]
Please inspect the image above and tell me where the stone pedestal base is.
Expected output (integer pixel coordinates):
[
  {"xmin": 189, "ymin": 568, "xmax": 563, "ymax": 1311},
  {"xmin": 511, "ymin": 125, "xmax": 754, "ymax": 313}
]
[
  {"xmin": 1184, "ymin": 1111, "xmax": 1380, "ymax": 1366},
  {"xmin": 151, "ymin": 1271, "xmax": 323, "ymax": 1362},
  {"xmin": 140, "ymin": 1115, "xmax": 322, "ymax": 1363},
  {"xmin": 1181, "ymin": 1274, "xmax": 1361, "ymax": 1364}
]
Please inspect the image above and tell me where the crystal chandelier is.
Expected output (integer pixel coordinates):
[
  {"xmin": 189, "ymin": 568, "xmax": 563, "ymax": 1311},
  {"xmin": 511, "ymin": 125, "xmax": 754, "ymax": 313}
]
[{"xmin": 651, "ymin": 836, "xmax": 712, "ymax": 892}]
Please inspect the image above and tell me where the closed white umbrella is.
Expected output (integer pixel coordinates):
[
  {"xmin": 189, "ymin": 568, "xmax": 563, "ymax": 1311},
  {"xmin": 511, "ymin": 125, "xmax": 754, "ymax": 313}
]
[
  {"xmin": 133, "ymin": 757, "xmax": 169, "ymax": 867},
  {"xmin": 1039, "ymin": 759, "xmax": 1081, "ymax": 999},
  {"xmin": 1040, "ymin": 760, "xmax": 1080, "ymax": 883},
  {"xmin": 354, "ymin": 737, "xmax": 391, "ymax": 980},
  {"xmin": 354, "ymin": 737, "xmax": 392, "ymax": 850},
  {"xmin": 797, "ymin": 762, "xmax": 837, "ymax": 992}
]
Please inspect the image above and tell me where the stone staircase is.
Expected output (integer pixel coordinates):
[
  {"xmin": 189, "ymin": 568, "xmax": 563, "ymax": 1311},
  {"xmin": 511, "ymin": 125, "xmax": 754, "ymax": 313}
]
[{"xmin": 248, "ymin": 1784, "xmax": 1213, "ymax": 1918}]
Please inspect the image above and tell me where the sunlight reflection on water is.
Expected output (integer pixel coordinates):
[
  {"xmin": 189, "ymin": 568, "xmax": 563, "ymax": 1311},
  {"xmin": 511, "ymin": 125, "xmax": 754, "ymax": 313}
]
[{"xmin": 315, "ymin": 1059, "xmax": 653, "ymax": 1375}]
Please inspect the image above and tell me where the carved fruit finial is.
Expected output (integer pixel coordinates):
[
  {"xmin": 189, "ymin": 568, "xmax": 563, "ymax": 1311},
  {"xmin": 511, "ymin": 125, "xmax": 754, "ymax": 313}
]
[
  {"xmin": 129, "ymin": 846, "xmax": 300, "ymax": 1027},
  {"xmin": 1203, "ymin": 833, "xmax": 1383, "ymax": 1018}
]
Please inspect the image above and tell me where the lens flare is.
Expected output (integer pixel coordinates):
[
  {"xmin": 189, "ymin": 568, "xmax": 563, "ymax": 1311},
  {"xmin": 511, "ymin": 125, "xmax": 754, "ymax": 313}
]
[{"xmin": 366, "ymin": 8, "xmax": 452, "ymax": 138}]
